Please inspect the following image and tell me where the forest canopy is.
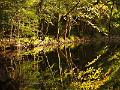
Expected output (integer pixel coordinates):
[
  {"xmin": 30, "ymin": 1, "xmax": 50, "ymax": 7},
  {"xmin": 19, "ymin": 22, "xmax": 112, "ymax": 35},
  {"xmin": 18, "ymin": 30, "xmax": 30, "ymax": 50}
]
[{"xmin": 0, "ymin": 0, "xmax": 120, "ymax": 40}]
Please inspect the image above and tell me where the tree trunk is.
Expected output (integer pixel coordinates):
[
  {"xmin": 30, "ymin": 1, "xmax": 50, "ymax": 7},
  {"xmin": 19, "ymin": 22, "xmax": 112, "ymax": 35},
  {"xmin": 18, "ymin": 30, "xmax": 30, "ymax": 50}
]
[
  {"xmin": 108, "ymin": 1, "xmax": 114, "ymax": 39},
  {"xmin": 57, "ymin": 14, "xmax": 61, "ymax": 40},
  {"xmin": 64, "ymin": 21, "xmax": 67, "ymax": 40},
  {"xmin": 67, "ymin": 15, "xmax": 72, "ymax": 38},
  {"xmin": 37, "ymin": 0, "xmax": 44, "ymax": 15},
  {"xmin": 64, "ymin": 16, "xmax": 69, "ymax": 40}
]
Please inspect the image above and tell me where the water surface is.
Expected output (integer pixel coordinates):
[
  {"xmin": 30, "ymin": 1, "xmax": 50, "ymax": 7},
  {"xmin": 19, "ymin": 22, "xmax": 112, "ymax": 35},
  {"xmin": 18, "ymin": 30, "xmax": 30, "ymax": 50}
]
[{"xmin": 0, "ymin": 41, "xmax": 120, "ymax": 90}]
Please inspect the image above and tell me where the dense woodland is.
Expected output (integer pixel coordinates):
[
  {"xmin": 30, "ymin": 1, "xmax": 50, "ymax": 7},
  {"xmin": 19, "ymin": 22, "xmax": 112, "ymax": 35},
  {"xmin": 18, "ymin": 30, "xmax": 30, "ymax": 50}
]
[
  {"xmin": 0, "ymin": 0, "xmax": 120, "ymax": 90},
  {"xmin": 0, "ymin": 0, "xmax": 120, "ymax": 43}
]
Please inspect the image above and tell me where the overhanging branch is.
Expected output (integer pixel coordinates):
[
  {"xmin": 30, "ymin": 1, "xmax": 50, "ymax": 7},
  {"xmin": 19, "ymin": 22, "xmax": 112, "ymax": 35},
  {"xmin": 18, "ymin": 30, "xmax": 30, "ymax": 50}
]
[{"xmin": 64, "ymin": 0, "xmax": 80, "ymax": 17}]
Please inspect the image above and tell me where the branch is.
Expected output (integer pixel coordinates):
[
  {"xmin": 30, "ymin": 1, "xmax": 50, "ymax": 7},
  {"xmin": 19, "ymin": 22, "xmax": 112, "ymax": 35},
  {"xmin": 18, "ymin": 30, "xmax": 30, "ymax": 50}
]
[{"xmin": 64, "ymin": 0, "xmax": 80, "ymax": 17}]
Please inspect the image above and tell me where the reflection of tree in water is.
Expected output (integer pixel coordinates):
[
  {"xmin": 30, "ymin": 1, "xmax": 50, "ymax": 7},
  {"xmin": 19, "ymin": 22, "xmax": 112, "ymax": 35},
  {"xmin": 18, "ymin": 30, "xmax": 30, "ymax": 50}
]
[
  {"xmin": 37, "ymin": 42, "xmax": 120, "ymax": 89},
  {"xmin": 35, "ymin": 43, "xmax": 101, "ymax": 89},
  {"xmin": 0, "ymin": 56, "xmax": 19, "ymax": 90},
  {"xmin": 97, "ymin": 43, "xmax": 120, "ymax": 89},
  {"xmin": 81, "ymin": 42, "xmax": 120, "ymax": 89},
  {"xmin": 0, "ymin": 42, "xmax": 120, "ymax": 89}
]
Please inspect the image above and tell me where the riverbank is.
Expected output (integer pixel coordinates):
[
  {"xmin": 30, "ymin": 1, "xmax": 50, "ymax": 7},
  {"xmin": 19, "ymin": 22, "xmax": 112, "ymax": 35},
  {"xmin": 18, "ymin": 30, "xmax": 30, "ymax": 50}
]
[
  {"xmin": 1, "ymin": 36, "xmax": 120, "ymax": 51},
  {"xmin": 0, "ymin": 36, "xmax": 90, "ymax": 51}
]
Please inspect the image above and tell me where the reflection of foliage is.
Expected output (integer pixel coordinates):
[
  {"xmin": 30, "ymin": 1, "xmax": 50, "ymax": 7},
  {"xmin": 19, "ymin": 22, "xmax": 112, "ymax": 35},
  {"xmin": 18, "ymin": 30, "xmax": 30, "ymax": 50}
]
[
  {"xmin": 19, "ymin": 61, "xmax": 40, "ymax": 90},
  {"xmin": 38, "ymin": 67, "xmax": 62, "ymax": 90},
  {"xmin": 16, "ymin": 43, "xmax": 113, "ymax": 90},
  {"xmin": 38, "ymin": 66, "xmax": 109, "ymax": 90},
  {"xmin": 27, "ymin": 66, "xmax": 104, "ymax": 90},
  {"xmin": 5, "ymin": 43, "xmax": 120, "ymax": 90},
  {"xmin": 101, "ymin": 51, "xmax": 120, "ymax": 89},
  {"xmin": 86, "ymin": 46, "xmax": 108, "ymax": 67},
  {"xmin": 70, "ymin": 67, "xmax": 104, "ymax": 90}
]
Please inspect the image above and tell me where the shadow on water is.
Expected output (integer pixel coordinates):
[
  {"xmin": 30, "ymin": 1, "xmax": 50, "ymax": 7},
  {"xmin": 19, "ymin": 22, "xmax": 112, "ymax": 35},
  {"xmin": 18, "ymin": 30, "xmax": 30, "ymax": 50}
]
[
  {"xmin": 0, "ymin": 56, "xmax": 19, "ymax": 90},
  {"xmin": 0, "ymin": 41, "xmax": 120, "ymax": 89}
]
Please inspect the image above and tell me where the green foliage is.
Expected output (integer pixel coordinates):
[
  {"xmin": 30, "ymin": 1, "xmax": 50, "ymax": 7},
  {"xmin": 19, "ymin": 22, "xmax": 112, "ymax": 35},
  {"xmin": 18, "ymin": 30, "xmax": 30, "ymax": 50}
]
[
  {"xmin": 1, "ymin": 0, "xmax": 120, "ymax": 39},
  {"xmin": 70, "ymin": 67, "xmax": 103, "ymax": 89},
  {"xmin": 18, "ymin": 61, "xmax": 41, "ymax": 90},
  {"xmin": 98, "ymin": 49, "xmax": 120, "ymax": 89}
]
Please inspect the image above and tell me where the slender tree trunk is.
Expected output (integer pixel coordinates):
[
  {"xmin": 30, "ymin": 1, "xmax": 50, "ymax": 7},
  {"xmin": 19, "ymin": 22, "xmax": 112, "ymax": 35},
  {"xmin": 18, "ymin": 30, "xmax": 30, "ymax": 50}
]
[
  {"xmin": 64, "ymin": 46, "xmax": 69, "ymax": 66},
  {"xmin": 68, "ymin": 48, "xmax": 73, "ymax": 69},
  {"xmin": 57, "ymin": 1, "xmax": 61, "ymax": 40},
  {"xmin": 65, "ymin": 14, "xmax": 72, "ymax": 39},
  {"xmin": 44, "ymin": 23, "xmax": 49, "ymax": 35},
  {"xmin": 17, "ymin": 20, "xmax": 20, "ymax": 50},
  {"xmin": 77, "ymin": 20, "xmax": 81, "ymax": 37},
  {"xmin": 37, "ymin": 0, "xmax": 44, "ymax": 15},
  {"xmin": 10, "ymin": 24, "xmax": 13, "ymax": 41},
  {"xmin": 57, "ymin": 14, "xmax": 61, "ymax": 40},
  {"xmin": 108, "ymin": 1, "xmax": 114, "ymax": 39},
  {"xmin": 64, "ymin": 24, "xmax": 67, "ymax": 40},
  {"xmin": 57, "ymin": 48, "xmax": 63, "ymax": 86},
  {"xmin": 67, "ymin": 15, "xmax": 72, "ymax": 37},
  {"xmin": 37, "ymin": 0, "xmax": 44, "ymax": 39},
  {"xmin": 64, "ymin": 16, "xmax": 69, "ymax": 40}
]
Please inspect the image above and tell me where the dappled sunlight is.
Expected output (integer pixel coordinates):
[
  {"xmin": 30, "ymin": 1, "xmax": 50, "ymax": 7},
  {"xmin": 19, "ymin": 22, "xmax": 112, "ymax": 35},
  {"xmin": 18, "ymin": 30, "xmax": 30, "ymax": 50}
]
[
  {"xmin": 1, "ymin": 0, "xmax": 120, "ymax": 89},
  {"xmin": 0, "ymin": 42, "xmax": 120, "ymax": 89}
]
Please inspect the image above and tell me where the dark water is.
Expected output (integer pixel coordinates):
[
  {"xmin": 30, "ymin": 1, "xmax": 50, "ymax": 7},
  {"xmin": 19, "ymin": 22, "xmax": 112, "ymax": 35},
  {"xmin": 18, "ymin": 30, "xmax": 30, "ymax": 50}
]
[{"xmin": 0, "ymin": 41, "xmax": 120, "ymax": 90}]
